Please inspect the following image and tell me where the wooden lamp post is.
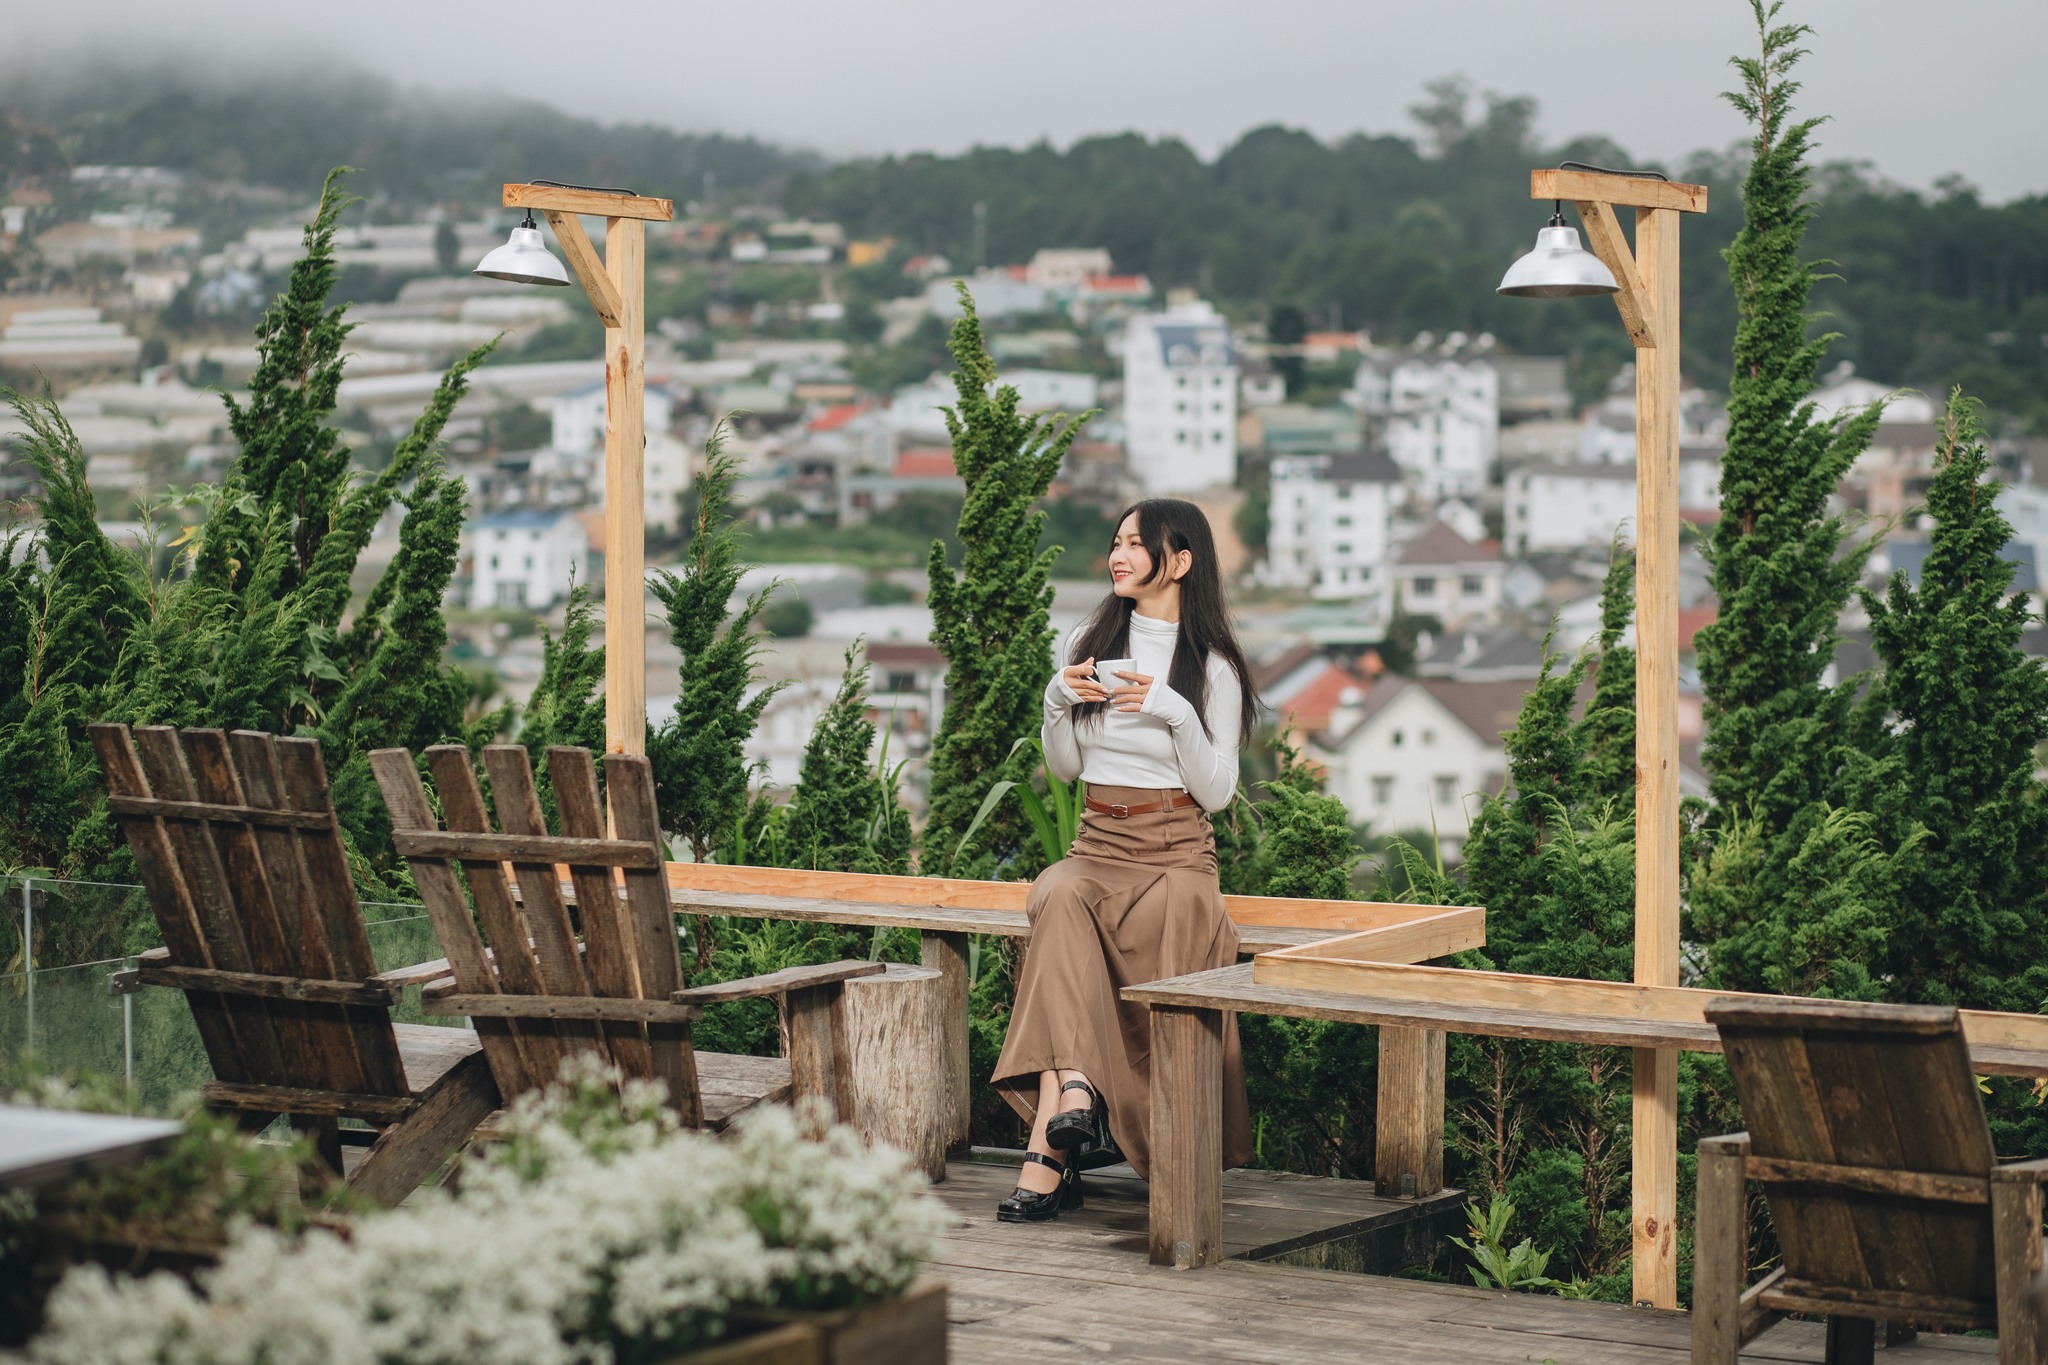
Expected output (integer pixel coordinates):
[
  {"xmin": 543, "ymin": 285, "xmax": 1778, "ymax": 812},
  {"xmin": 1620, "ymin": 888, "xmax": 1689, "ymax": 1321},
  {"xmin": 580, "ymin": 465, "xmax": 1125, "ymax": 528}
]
[
  {"xmin": 1498, "ymin": 164, "xmax": 1708, "ymax": 1309},
  {"xmin": 477, "ymin": 182, "xmax": 675, "ymax": 755}
]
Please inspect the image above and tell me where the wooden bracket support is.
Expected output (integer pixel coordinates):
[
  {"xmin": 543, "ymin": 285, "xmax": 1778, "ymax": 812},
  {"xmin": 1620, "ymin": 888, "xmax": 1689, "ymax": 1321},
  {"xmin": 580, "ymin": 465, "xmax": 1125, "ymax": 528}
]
[
  {"xmin": 539, "ymin": 210, "xmax": 624, "ymax": 327},
  {"xmin": 1573, "ymin": 201, "xmax": 1658, "ymax": 349}
]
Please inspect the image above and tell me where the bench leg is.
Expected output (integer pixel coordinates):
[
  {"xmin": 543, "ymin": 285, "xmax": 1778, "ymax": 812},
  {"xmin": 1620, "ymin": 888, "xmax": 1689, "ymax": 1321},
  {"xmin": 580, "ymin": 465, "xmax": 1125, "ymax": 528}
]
[
  {"xmin": 920, "ymin": 930, "xmax": 971, "ymax": 1154},
  {"xmin": 1149, "ymin": 1004, "xmax": 1223, "ymax": 1269},
  {"xmin": 1375, "ymin": 1026, "xmax": 1445, "ymax": 1199},
  {"xmin": 1691, "ymin": 1134, "xmax": 1751, "ymax": 1365},
  {"xmin": 1824, "ymin": 1316, "xmax": 1874, "ymax": 1365},
  {"xmin": 787, "ymin": 982, "xmax": 856, "ymax": 1124},
  {"xmin": 1990, "ymin": 1172, "xmax": 2046, "ymax": 1365}
]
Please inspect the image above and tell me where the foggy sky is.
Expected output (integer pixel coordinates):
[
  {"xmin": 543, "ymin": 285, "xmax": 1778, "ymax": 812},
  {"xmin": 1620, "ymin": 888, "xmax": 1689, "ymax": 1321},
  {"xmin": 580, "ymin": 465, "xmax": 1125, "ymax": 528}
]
[{"xmin": 17, "ymin": 0, "xmax": 2048, "ymax": 202}]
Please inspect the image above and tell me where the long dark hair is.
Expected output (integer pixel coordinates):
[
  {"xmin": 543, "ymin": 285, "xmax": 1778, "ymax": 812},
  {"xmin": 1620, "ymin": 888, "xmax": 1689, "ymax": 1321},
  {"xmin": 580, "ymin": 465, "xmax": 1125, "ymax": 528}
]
[{"xmin": 1067, "ymin": 498, "xmax": 1259, "ymax": 747}]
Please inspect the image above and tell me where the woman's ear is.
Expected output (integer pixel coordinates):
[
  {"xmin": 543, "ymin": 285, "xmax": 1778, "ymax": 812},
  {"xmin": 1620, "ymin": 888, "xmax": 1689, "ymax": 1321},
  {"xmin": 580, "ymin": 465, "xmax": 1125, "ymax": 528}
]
[{"xmin": 1170, "ymin": 548, "xmax": 1194, "ymax": 582}]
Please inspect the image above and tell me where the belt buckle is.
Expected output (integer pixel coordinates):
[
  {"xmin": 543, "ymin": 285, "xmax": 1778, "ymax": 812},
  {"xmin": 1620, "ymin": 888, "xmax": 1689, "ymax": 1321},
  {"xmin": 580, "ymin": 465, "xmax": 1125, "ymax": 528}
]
[{"xmin": 1108, "ymin": 802, "xmax": 1130, "ymax": 819}]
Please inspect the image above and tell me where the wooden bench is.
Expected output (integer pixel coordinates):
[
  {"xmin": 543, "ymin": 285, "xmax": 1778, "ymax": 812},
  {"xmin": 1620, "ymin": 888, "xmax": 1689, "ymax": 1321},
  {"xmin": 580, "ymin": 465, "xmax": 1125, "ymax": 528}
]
[
  {"xmin": 1127, "ymin": 934, "xmax": 2048, "ymax": 1270},
  {"xmin": 651, "ymin": 865, "xmax": 1487, "ymax": 1153}
]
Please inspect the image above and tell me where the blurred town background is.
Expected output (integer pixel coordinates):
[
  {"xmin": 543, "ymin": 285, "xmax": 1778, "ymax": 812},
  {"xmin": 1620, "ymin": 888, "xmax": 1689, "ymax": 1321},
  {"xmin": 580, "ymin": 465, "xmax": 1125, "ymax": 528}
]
[{"xmin": 5, "ymin": 62, "xmax": 2046, "ymax": 865}]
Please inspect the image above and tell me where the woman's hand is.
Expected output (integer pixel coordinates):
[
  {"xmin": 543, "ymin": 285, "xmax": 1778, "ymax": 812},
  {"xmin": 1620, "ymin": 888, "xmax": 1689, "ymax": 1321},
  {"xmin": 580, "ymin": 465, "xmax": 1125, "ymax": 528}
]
[
  {"xmin": 1108, "ymin": 668, "xmax": 1154, "ymax": 713},
  {"xmin": 1062, "ymin": 658, "xmax": 1109, "ymax": 703}
]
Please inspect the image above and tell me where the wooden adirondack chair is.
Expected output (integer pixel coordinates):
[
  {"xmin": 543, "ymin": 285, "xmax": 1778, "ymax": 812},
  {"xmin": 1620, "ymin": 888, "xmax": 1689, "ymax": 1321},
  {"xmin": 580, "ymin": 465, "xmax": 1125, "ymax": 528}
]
[
  {"xmin": 89, "ymin": 724, "xmax": 500, "ymax": 1206},
  {"xmin": 1694, "ymin": 996, "xmax": 2048, "ymax": 1365},
  {"xmin": 368, "ymin": 743, "xmax": 881, "ymax": 1128}
]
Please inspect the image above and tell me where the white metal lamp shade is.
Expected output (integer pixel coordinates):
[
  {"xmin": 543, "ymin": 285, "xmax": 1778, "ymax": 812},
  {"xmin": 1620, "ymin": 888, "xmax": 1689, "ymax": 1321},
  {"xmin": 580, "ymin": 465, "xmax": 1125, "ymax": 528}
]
[
  {"xmin": 474, "ymin": 213, "xmax": 571, "ymax": 287},
  {"xmin": 1497, "ymin": 214, "xmax": 1618, "ymax": 299}
]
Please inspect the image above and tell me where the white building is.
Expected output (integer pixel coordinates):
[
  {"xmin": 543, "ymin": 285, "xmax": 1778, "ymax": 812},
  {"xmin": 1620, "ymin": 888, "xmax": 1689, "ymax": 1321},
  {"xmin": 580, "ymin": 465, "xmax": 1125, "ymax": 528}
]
[
  {"xmin": 547, "ymin": 381, "xmax": 687, "ymax": 533},
  {"xmin": 1025, "ymin": 248, "xmax": 1112, "ymax": 292},
  {"xmin": 1311, "ymin": 676, "xmax": 1527, "ymax": 854},
  {"xmin": 1506, "ymin": 463, "xmax": 1639, "ymax": 554},
  {"xmin": 1006, "ymin": 369, "xmax": 1099, "ymax": 413},
  {"xmin": 1123, "ymin": 302, "xmax": 1240, "ymax": 494},
  {"xmin": 1390, "ymin": 520, "xmax": 1504, "ymax": 626},
  {"xmin": 926, "ymin": 269, "xmax": 1049, "ymax": 321},
  {"xmin": 1264, "ymin": 452, "xmax": 1403, "ymax": 599},
  {"xmin": 1679, "ymin": 445, "xmax": 1722, "ymax": 516},
  {"xmin": 551, "ymin": 381, "xmax": 676, "ymax": 459},
  {"xmin": 469, "ymin": 510, "xmax": 586, "ymax": 611},
  {"xmin": 1383, "ymin": 354, "xmax": 1499, "ymax": 500}
]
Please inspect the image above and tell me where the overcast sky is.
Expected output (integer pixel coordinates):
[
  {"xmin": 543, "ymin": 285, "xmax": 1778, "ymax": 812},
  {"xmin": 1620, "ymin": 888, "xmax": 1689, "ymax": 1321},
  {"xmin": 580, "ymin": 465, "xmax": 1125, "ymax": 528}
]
[{"xmin": 19, "ymin": 0, "xmax": 2048, "ymax": 202}]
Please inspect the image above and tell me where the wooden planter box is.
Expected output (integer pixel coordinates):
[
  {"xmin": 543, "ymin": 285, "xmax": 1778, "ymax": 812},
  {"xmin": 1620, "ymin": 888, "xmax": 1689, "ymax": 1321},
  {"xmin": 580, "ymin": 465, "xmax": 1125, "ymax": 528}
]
[{"xmin": 680, "ymin": 1281, "xmax": 947, "ymax": 1365}]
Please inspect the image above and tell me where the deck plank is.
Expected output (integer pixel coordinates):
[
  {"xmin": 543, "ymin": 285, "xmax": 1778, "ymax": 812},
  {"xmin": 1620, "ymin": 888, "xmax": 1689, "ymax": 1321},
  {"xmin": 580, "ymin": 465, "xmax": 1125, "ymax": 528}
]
[{"xmin": 927, "ymin": 1155, "xmax": 1998, "ymax": 1365}]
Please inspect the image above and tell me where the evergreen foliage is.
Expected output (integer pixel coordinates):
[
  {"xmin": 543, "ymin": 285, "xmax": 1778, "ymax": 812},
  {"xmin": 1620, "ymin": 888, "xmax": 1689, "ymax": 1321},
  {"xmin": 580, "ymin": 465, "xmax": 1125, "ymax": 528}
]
[
  {"xmin": 0, "ymin": 168, "xmax": 498, "ymax": 885},
  {"xmin": 1440, "ymin": 546, "xmax": 1643, "ymax": 1291},
  {"xmin": 516, "ymin": 579, "xmax": 607, "ymax": 833},
  {"xmin": 1258, "ymin": 736, "xmax": 1360, "ymax": 900},
  {"xmin": 784, "ymin": 644, "xmax": 912, "ymax": 876},
  {"xmin": 1688, "ymin": 0, "xmax": 1890, "ymax": 994},
  {"xmin": 1853, "ymin": 392, "xmax": 2048, "ymax": 1009},
  {"xmin": 922, "ymin": 288, "xmax": 1089, "ymax": 874},
  {"xmin": 648, "ymin": 421, "xmax": 783, "ymax": 872}
]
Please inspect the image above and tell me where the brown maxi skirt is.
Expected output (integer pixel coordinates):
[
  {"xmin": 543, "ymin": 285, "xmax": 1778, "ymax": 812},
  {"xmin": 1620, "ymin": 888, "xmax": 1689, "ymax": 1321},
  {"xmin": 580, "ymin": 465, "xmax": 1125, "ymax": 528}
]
[{"xmin": 991, "ymin": 784, "xmax": 1254, "ymax": 1181}]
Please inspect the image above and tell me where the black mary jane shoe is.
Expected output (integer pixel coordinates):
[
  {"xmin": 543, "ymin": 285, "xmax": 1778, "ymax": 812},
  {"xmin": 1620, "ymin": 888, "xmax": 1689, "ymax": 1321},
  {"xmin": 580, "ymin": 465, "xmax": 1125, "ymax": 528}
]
[
  {"xmin": 1044, "ymin": 1078, "xmax": 1106, "ymax": 1153},
  {"xmin": 996, "ymin": 1152, "xmax": 1083, "ymax": 1223}
]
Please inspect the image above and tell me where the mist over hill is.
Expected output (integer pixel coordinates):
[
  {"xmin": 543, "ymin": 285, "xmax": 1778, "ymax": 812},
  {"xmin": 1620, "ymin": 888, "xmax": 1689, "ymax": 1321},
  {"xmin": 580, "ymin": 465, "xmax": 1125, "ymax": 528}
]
[
  {"xmin": 0, "ymin": 59, "xmax": 820, "ymax": 204},
  {"xmin": 4, "ymin": 61, "xmax": 2044, "ymax": 428}
]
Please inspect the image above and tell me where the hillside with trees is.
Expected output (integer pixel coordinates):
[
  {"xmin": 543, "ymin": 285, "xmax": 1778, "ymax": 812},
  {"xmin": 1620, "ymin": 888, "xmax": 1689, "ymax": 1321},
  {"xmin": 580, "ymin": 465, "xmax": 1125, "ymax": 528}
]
[{"xmin": 786, "ymin": 81, "xmax": 2048, "ymax": 427}]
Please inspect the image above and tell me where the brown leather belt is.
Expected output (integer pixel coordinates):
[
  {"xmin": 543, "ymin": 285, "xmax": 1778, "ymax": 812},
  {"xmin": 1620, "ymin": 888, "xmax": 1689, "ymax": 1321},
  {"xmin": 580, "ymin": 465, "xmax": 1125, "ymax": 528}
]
[{"xmin": 1085, "ymin": 793, "xmax": 1198, "ymax": 818}]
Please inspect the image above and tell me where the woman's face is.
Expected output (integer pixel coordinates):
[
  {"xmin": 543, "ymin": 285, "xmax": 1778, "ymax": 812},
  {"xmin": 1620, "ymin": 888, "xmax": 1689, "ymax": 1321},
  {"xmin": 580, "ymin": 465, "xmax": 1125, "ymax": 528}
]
[{"xmin": 1108, "ymin": 512, "xmax": 1154, "ymax": 597}]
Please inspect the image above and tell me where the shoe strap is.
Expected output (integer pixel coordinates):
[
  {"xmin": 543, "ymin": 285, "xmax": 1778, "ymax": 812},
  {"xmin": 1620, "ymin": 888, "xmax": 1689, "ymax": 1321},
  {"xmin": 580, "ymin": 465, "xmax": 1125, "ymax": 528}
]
[
  {"xmin": 1058, "ymin": 1079, "xmax": 1096, "ymax": 1098},
  {"xmin": 1021, "ymin": 1151, "xmax": 1067, "ymax": 1174}
]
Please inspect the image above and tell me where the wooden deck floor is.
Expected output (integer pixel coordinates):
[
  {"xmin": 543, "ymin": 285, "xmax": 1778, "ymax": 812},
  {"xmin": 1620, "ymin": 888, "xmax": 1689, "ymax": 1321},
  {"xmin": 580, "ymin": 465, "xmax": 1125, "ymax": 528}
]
[{"xmin": 931, "ymin": 1156, "xmax": 1999, "ymax": 1365}]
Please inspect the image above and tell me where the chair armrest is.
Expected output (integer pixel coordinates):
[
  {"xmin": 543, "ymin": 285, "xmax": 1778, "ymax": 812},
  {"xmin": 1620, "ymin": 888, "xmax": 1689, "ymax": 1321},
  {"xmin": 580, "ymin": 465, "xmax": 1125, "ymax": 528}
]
[
  {"xmin": 672, "ymin": 960, "xmax": 885, "ymax": 1006},
  {"xmin": 1990, "ymin": 1156, "xmax": 2048, "ymax": 1183},
  {"xmin": 370, "ymin": 958, "xmax": 458, "ymax": 989}
]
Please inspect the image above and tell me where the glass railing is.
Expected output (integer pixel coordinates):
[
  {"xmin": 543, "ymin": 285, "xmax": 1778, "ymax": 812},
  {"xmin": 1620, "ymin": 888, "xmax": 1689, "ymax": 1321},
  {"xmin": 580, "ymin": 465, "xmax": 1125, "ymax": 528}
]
[{"xmin": 1, "ymin": 878, "xmax": 459, "ymax": 1111}]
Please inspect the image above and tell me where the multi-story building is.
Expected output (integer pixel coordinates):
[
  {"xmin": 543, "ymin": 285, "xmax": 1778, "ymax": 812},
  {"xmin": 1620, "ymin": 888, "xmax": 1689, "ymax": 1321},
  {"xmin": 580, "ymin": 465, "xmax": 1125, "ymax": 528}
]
[
  {"xmin": 1123, "ymin": 302, "xmax": 1239, "ymax": 494},
  {"xmin": 1354, "ymin": 335, "xmax": 1502, "ymax": 500},
  {"xmin": 1264, "ymin": 451, "xmax": 1402, "ymax": 599},
  {"xmin": 1505, "ymin": 462, "xmax": 1638, "ymax": 554},
  {"xmin": 468, "ymin": 510, "xmax": 586, "ymax": 611},
  {"xmin": 545, "ymin": 382, "xmax": 688, "ymax": 534}
]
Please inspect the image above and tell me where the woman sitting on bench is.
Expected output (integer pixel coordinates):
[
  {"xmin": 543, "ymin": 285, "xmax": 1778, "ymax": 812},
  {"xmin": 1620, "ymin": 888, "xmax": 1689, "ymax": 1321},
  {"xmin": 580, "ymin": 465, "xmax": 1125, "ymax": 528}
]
[{"xmin": 992, "ymin": 498, "xmax": 1258, "ymax": 1222}]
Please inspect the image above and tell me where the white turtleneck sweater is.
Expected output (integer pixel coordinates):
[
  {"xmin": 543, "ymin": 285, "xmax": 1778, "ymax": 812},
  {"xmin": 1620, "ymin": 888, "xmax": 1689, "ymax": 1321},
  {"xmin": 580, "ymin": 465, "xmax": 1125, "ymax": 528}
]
[{"xmin": 1041, "ymin": 611, "xmax": 1242, "ymax": 812}]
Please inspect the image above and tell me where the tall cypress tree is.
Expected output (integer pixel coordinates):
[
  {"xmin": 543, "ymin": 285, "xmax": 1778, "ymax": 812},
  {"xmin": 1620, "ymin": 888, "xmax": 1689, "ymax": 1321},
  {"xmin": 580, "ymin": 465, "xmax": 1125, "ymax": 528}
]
[
  {"xmin": 648, "ymin": 422, "xmax": 782, "ymax": 866},
  {"xmin": 923, "ymin": 287, "xmax": 1088, "ymax": 874},
  {"xmin": 784, "ymin": 644, "xmax": 912, "ymax": 876},
  {"xmin": 0, "ymin": 168, "xmax": 497, "ymax": 883},
  {"xmin": 1852, "ymin": 392, "xmax": 2048, "ymax": 1010},
  {"xmin": 1689, "ymin": 0, "xmax": 1890, "ymax": 992}
]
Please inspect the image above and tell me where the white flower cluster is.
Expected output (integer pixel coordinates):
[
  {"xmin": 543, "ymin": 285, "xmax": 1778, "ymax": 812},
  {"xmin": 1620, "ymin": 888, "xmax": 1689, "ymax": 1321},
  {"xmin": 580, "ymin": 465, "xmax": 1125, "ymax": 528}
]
[{"xmin": 31, "ymin": 1058, "xmax": 949, "ymax": 1365}]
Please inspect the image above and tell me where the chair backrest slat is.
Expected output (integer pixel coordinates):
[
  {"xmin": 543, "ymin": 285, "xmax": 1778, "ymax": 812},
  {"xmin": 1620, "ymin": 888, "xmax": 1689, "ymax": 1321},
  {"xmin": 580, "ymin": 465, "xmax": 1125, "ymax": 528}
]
[
  {"xmin": 544, "ymin": 746, "xmax": 660, "ymax": 1084},
  {"xmin": 602, "ymin": 750, "xmax": 700, "ymax": 1113},
  {"xmin": 1710, "ymin": 997, "xmax": 1999, "ymax": 1308},
  {"xmin": 128, "ymin": 726, "xmax": 291, "ymax": 1083},
  {"xmin": 370, "ymin": 747, "xmax": 532, "ymax": 1092},
  {"xmin": 90, "ymin": 724, "xmax": 409, "ymax": 1098},
  {"xmin": 239, "ymin": 731, "xmax": 404, "ymax": 1097},
  {"xmin": 179, "ymin": 728, "xmax": 330, "ymax": 1083},
  {"xmin": 90, "ymin": 725, "xmax": 247, "ymax": 1079},
  {"xmin": 376, "ymin": 743, "xmax": 698, "ymax": 1116},
  {"xmin": 425, "ymin": 746, "xmax": 566, "ymax": 1093}
]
